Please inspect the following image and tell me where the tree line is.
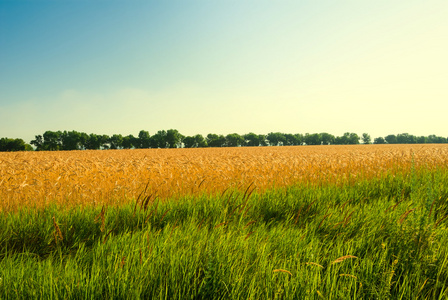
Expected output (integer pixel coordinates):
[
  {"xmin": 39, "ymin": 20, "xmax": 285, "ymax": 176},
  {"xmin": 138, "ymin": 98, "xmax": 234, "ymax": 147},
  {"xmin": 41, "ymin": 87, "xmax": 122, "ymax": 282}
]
[{"xmin": 0, "ymin": 130, "xmax": 447, "ymax": 152}]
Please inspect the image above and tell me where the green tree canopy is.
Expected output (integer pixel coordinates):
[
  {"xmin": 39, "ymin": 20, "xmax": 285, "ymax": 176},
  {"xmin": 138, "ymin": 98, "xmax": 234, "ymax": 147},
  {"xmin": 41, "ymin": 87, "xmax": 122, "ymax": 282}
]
[
  {"xmin": 243, "ymin": 132, "xmax": 260, "ymax": 146},
  {"xmin": 304, "ymin": 133, "xmax": 321, "ymax": 145},
  {"xmin": 138, "ymin": 130, "xmax": 151, "ymax": 148},
  {"xmin": 385, "ymin": 134, "xmax": 397, "ymax": 144},
  {"xmin": 320, "ymin": 133, "xmax": 334, "ymax": 145},
  {"xmin": 362, "ymin": 133, "xmax": 371, "ymax": 144},
  {"xmin": 0, "ymin": 138, "xmax": 27, "ymax": 151},
  {"xmin": 150, "ymin": 130, "xmax": 167, "ymax": 148},
  {"xmin": 373, "ymin": 137, "xmax": 386, "ymax": 144},
  {"xmin": 43, "ymin": 130, "xmax": 62, "ymax": 150},
  {"xmin": 266, "ymin": 132, "xmax": 286, "ymax": 146},
  {"xmin": 166, "ymin": 129, "xmax": 182, "ymax": 148},
  {"xmin": 109, "ymin": 134, "xmax": 124, "ymax": 149},
  {"xmin": 225, "ymin": 133, "xmax": 244, "ymax": 147},
  {"xmin": 206, "ymin": 134, "xmax": 226, "ymax": 147}
]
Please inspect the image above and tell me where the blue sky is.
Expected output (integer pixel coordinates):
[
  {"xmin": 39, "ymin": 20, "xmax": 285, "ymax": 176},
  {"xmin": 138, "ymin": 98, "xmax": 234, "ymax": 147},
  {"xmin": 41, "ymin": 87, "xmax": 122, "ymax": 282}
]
[{"xmin": 1, "ymin": 0, "xmax": 447, "ymax": 143}]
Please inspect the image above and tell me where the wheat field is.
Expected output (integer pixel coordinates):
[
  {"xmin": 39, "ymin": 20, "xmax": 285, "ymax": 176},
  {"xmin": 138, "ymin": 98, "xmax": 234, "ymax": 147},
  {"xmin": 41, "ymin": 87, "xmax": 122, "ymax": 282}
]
[
  {"xmin": 1, "ymin": 144, "xmax": 448, "ymax": 211},
  {"xmin": 2, "ymin": 144, "xmax": 448, "ymax": 298}
]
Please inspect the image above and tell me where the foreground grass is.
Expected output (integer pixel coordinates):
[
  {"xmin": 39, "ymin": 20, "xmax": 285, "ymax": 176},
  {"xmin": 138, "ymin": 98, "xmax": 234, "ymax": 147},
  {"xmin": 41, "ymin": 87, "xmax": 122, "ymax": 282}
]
[{"xmin": 1, "ymin": 168, "xmax": 448, "ymax": 299}]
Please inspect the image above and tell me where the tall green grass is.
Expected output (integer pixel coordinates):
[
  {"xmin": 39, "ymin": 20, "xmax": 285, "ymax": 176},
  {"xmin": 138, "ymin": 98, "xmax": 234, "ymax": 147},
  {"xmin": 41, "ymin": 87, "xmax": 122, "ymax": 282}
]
[{"xmin": 1, "ymin": 167, "xmax": 448, "ymax": 299}]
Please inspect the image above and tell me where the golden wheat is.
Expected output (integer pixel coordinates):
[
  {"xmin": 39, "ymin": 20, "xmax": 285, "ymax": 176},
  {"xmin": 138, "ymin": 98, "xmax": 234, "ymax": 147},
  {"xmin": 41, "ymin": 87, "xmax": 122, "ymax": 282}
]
[{"xmin": 1, "ymin": 144, "xmax": 448, "ymax": 211}]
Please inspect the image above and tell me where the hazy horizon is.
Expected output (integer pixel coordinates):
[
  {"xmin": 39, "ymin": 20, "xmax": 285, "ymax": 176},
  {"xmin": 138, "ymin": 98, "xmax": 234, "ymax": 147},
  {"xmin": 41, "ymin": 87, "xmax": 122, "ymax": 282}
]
[{"xmin": 1, "ymin": 1, "xmax": 447, "ymax": 143}]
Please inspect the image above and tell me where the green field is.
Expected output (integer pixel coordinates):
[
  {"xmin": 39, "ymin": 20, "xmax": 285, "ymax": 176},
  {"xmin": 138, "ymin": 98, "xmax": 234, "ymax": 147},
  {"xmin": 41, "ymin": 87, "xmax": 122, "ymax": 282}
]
[{"xmin": 1, "ymin": 167, "xmax": 448, "ymax": 299}]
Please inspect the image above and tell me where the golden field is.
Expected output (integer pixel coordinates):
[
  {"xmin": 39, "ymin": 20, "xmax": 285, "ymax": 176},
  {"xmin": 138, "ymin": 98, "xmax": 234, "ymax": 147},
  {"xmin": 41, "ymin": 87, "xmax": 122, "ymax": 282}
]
[{"xmin": 1, "ymin": 144, "xmax": 448, "ymax": 211}]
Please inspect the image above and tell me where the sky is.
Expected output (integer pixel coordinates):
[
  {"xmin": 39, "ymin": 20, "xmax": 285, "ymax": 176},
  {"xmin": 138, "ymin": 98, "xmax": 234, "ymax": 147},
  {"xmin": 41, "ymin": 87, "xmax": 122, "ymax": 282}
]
[{"xmin": 1, "ymin": 0, "xmax": 447, "ymax": 143}]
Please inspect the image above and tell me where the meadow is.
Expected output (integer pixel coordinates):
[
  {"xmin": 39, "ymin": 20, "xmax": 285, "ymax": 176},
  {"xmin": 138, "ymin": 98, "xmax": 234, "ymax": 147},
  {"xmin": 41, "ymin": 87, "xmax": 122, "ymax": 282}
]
[{"xmin": 1, "ymin": 145, "xmax": 448, "ymax": 299}]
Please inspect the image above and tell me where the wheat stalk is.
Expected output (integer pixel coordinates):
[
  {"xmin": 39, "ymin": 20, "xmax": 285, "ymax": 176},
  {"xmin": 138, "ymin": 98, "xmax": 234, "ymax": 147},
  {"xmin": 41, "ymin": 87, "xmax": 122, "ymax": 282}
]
[{"xmin": 332, "ymin": 255, "xmax": 357, "ymax": 264}]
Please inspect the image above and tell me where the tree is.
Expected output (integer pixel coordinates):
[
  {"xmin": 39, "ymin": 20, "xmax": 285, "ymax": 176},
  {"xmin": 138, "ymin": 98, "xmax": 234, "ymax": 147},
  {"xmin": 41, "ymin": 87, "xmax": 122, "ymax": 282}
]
[
  {"xmin": 385, "ymin": 134, "xmax": 397, "ymax": 144},
  {"xmin": 417, "ymin": 136, "xmax": 427, "ymax": 144},
  {"xmin": 138, "ymin": 130, "xmax": 151, "ymax": 148},
  {"xmin": 335, "ymin": 133, "xmax": 348, "ymax": 145},
  {"xmin": 396, "ymin": 133, "xmax": 416, "ymax": 144},
  {"xmin": 361, "ymin": 133, "xmax": 371, "ymax": 144},
  {"xmin": 243, "ymin": 132, "xmax": 260, "ymax": 146},
  {"xmin": 373, "ymin": 137, "xmax": 386, "ymax": 144},
  {"xmin": 348, "ymin": 133, "xmax": 360, "ymax": 144},
  {"xmin": 284, "ymin": 133, "xmax": 300, "ymax": 146},
  {"xmin": 266, "ymin": 132, "xmax": 286, "ymax": 146},
  {"xmin": 109, "ymin": 134, "xmax": 124, "ymax": 149},
  {"xmin": 122, "ymin": 135, "xmax": 135, "ymax": 149},
  {"xmin": 334, "ymin": 132, "xmax": 359, "ymax": 145},
  {"xmin": 0, "ymin": 138, "xmax": 27, "ymax": 151},
  {"xmin": 150, "ymin": 130, "xmax": 167, "ymax": 148},
  {"xmin": 85, "ymin": 133, "xmax": 101, "ymax": 150},
  {"xmin": 79, "ymin": 132, "xmax": 89, "ymax": 149},
  {"xmin": 166, "ymin": 129, "xmax": 182, "ymax": 148},
  {"xmin": 184, "ymin": 134, "xmax": 208, "ymax": 148},
  {"xmin": 320, "ymin": 133, "xmax": 334, "ymax": 145},
  {"xmin": 100, "ymin": 134, "xmax": 110, "ymax": 150},
  {"xmin": 438, "ymin": 136, "xmax": 448, "ymax": 143},
  {"xmin": 61, "ymin": 130, "xmax": 83, "ymax": 150},
  {"xmin": 30, "ymin": 135, "xmax": 44, "ymax": 151},
  {"xmin": 225, "ymin": 133, "xmax": 244, "ymax": 147},
  {"xmin": 42, "ymin": 131, "xmax": 62, "ymax": 151},
  {"xmin": 194, "ymin": 134, "xmax": 207, "ymax": 147},
  {"xmin": 258, "ymin": 134, "xmax": 268, "ymax": 146},
  {"xmin": 206, "ymin": 134, "xmax": 226, "ymax": 147},
  {"xmin": 304, "ymin": 133, "xmax": 321, "ymax": 145},
  {"xmin": 183, "ymin": 136, "xmax": 196, "ymax": 148},
  {"xmin": 426, "ymin": 135, "xmax": 447, "ymax": 143}
]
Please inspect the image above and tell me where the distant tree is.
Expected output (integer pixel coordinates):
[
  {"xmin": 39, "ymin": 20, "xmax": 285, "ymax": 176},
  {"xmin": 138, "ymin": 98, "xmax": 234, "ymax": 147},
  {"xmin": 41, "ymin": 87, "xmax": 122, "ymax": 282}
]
[
  {"xmin": 304, "ymin": 133, "xmax": 321, "ymax": 145},
  {"xmin": 30, "ymin": 135, "xmax": 44, "ymax": 151},
  {"xmin": 131, "ymin": 135, "xmax": 140, "ymax": 148},
  {"xmin": 122, "ymin": 134, "xmax": 139, "ymax": 149},
  {"xmin": 109, "ymin": 134, "xmax": 124, "ymax": 149},
  {"xmin": 426, "ymin": 134, "xmax": 447, "ymax": 143},
  {"xmin": 438, "ymin": 136, "xmax": 448, "ymax": 143},
  {"xmin": 320, "ymin": 133, "xmax": 334, "ymax": 145},
  {"xmin": 42, "ymin": 130, "xmax": 62, "ymax": 150},
  {"xmin": 385, "ymin": 134, "xmax": 397, "ymax": 144},
  {"xmin": 79, "ymin": 132, "xmax": 89, "ymax": 149},
  {"xmin": 373, "ymin": 137, "xmax": 386, "ymax": 144},
  {"xmin": 183, "ymin": 136, "xmax": 196, "ymax": 148},
  {"xmin": 396, "ymin": 133, "xmax": 416, "ymax": 144},
  {"xmin": 184, "ymin": 134, "xmax": 207, "ymax": 148},
  {"xmin": 408, "ymin": 134, "xmax": 417, "ymax": 144},
  {"xmin": 194, "ymin": 134, "xmax": 207, "ymax": 147},
  {"xmin": 84, "ymin": 133, "xmax": 101, "ymax": 150},
  {"xmin": 206, "ymin": 134, "xmax": 226, "ymax": 147},
  {"xmin": 258, "ymin": 134, "xmax": 268, "ymax": 146},
  {"xmin": 284, "ymin": 133, "xmax": 300, "ymax": 146},
  {"xmin": 0, "ymin": 138, "xmax": 27, "ymax": 151},
  {"xmin": 426, "ymin": 135, "xmax": 437, "ymax": 143},
  {"xmin": 150, "ymin": 130, "xmax": 168, "ymax": 148},
  {"xmin": 166, "ymin": 129, "xmax": 182, "ymax": 148},
  {"xmin": 61, "ymin": 130, "xmax": 84, "ymax": 150},
  {"xmin": 266, "ymin": 132, "xmax": 286, "ymax": 146},
  {"xmin": 244, "ymin": 132, "xmax": 260, "ymax": 146},
  {"xmin": 137, "ymin": 130, "xmax": 151, "ymax": 148},
  {"xmin": 362, "ymin": 133, "xmax": 371, "ymax": 144},
  {"xmin": 225, "ymin": 133, "xmax": 244, "ymax": 147},
  {"xmin": 334, "ymin": 133, "xmax": 348, "ymax": 145},
  {"xmin": 334, "ymin": 132, "xmax": 359, "ymax": 145},
  {"xmin": 348, "ymin": 133, "xmax": 360, "ymax": 144},
  {"xmin": 417, "ymin": 136, "xmax": 427, "ymax": 144},
  {"xmin": 100, "ymin": 134, "xmax": 110, "ymax": 150},
  {"xmin": 122, "ymin": 136, "xmax": 131, "ymax": 149}
]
